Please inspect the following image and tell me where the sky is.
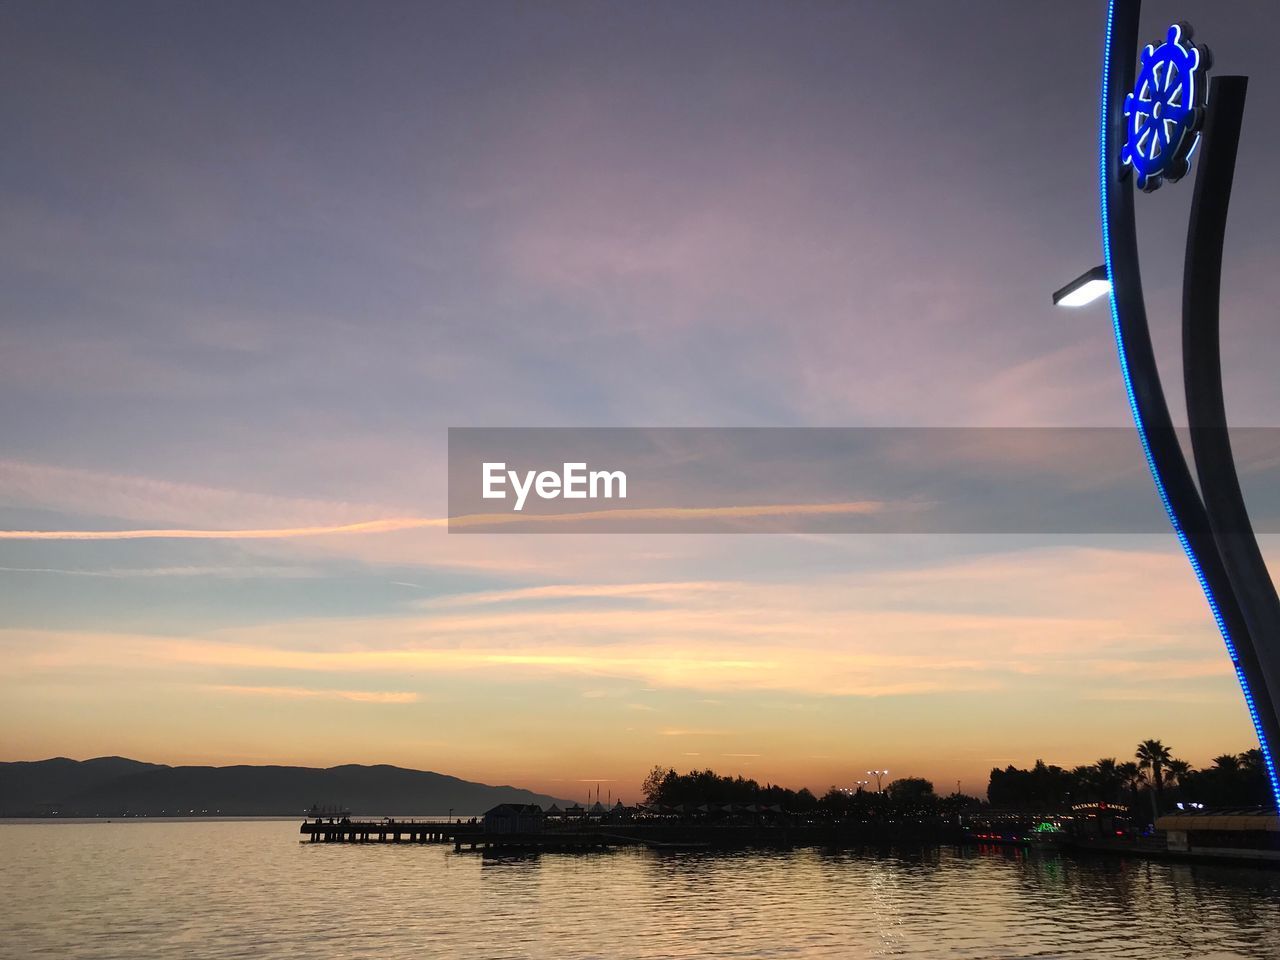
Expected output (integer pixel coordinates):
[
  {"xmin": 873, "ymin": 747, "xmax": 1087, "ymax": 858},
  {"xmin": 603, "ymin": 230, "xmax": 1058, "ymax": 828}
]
[{"xmin": 3, "ymin": 0, "xmax": 1280, "ymax": 801}]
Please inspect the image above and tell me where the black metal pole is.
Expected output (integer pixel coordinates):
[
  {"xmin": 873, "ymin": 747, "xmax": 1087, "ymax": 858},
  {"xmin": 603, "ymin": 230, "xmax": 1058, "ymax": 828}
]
[
  {"xmin": 1183, "ymin": 77, "xmax": 1280, "ymax": 749},
  {"xmin": 1103, "ymin": 0, "xmax": 1280, "ymax": 785}
]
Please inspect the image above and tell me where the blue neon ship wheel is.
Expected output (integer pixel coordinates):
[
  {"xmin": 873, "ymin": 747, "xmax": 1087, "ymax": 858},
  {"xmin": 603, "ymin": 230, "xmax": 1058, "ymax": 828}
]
[{"xmin": 1121, "ymin": 23, "xmax": 1210, "ymax": 192}]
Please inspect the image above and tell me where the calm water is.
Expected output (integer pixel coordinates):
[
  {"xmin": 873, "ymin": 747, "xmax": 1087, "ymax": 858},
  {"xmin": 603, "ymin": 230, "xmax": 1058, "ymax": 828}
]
[{"xmin": 3, "ymin": 821, "xmax": 1280, "ymax": 959}]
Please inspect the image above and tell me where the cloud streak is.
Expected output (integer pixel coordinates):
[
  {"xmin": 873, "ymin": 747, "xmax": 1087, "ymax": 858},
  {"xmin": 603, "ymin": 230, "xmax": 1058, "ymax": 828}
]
[
  {"xmin": 0, "ymin": 517, "xmax": 443, "ymax": 540},
  {"xmin": 0, "ymin": 499, "xmax": 887, "ymax": 539},
  {"xmin": 0, "ymin": 546, "xmax": 1238, "ymax": 701},
  {"xmin": 209, "ymin": 684, "xmax": 419, "ymax": 704}
]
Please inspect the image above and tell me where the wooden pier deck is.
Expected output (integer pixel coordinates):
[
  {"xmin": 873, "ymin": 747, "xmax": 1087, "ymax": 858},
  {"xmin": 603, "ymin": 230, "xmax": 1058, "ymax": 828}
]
[
  {"xmin": 301, "ymin": 819, "xmax": 964, "ymax": 852},
  {"xmin": 300, "ymin": 819, "xmax": 476, "ymax": 844},
  {"xmin": 300, "ymin": 819, "xmax": 611, "ymax": 852}
]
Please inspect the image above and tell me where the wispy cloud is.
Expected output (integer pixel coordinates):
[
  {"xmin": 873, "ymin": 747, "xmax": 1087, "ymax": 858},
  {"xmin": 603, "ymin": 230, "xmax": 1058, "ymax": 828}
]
[
  {"xmin": 208, "ymin": 684, "xmax": 419, "ymax": 704},
  {"xmin": 0, "ymin": 460, "xmax": 398, "ymax": 530},
  {"xmin": 0, "ymin": 564, "xmax": 319, "ymax": 578},
  {"xmin": 0, "ymin": 545, "xmax": 1235, "ymax": 702},
  {"xmin": 0, "ymin": 518, "xmax": 442, "ymax": 540},
  {"xmin": 0, "ymin": 471, "xmax": 890, "ymax": 540},
  {"xmin": 658, "ymin": 729, "xmax": 733, "ymax": 738},
  {"xmin": 417, "ymin": 581, "xmax": 724, "ymax": 609}
]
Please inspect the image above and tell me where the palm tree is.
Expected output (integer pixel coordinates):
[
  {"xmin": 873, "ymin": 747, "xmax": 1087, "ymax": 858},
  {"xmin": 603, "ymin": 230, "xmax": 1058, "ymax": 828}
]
[
  {"xmin": 1069, "ymin": 765, "xmax": 1096, "ymax": 803},
  {"xmin": 1136, "ymin": 739, "xmax": 1173, "ymax": 821},
  {"xmin": 1094, "ymin": 758, "xmax": 1124, "ymax": 803},
  {"xmin": 1117, "ymin": 761, "xmax": 1144, "ymax": 813},
  {"xmin": 1211, "ymin": 754, "xmax": 1242, "ymax": 774},
  {"xmin": 1165, "ymin": 759, "xmax": 1192, "ymax": 800},
  {"xmin": 1239, "ymin": 749, "xmax": 1265, "ymax": 776}
]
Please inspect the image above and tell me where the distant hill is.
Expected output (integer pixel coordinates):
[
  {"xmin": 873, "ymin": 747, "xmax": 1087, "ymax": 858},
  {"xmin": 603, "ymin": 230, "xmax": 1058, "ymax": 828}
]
[{"xmin": 0, "ymin": 757, "xmax": 576, "ymax": 817}]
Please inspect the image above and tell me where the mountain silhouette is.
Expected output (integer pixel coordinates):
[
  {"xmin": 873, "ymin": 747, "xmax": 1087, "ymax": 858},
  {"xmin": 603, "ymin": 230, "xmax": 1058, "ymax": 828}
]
[{"xmin": 0, "ymin": 757, "xmax": 575, "ymax": 816}]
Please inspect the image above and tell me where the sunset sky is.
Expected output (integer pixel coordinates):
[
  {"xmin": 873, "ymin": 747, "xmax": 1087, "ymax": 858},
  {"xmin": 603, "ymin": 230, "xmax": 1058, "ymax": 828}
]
[{"xmin": 4, "ymin": 0, "xmax": 1280, "ymax": 801}]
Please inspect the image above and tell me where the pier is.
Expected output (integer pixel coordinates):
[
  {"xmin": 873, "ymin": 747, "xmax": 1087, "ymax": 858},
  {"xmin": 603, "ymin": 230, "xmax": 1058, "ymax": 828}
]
[
  {"xmin": 299, "ymin": 819, "xmax": 617, "ymax": 852},
  {"xmin": 300, "ymin": 818, "xmax": 478, "ymax": 845},
  {"xmin": 301, "ymin": 816, "xmax": 962, "ymax": 852}
]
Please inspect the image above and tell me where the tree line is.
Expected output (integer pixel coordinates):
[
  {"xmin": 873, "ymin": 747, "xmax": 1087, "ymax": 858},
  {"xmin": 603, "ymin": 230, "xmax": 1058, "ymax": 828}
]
[
  {"xmin": 987, "ymin": 739, "xmax": 1270, "ymax": 817},
  {"xmin": 641, "ymin": 765, "xmax": 977, "ymax": 819},
  {"xmin": 641, "ymin": 739, "xmax": 1272, "ymax": 824}
]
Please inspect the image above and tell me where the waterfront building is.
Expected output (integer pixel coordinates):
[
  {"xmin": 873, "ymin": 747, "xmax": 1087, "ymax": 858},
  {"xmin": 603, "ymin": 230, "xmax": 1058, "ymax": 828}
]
[
  {"xmin": 482, "ymin": 804, "xmax": 545, "ymax": 835},
  {"xmin": 1156, "ymin": 808, "xmax": 1280, "ymax": 862}
]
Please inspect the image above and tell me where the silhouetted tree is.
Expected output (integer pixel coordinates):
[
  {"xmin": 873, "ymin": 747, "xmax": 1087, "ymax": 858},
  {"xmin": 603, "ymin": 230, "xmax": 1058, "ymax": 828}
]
[
  {"xmin": 1240, "ymin": 749, "xmax": 1266, "ymax": 781},
  {"xmin": 986, "ymin": 760, "xmax": 1075, "ymax": 811},
  {"xmin": 790, "ymin": 787, "xmax": 818, "ymax": 813},
  {"xmin": 938, "ymin": 791, "xmax": 981, "ymax": 820},
  {"xmin": 1212, "ymin": 754, "xmax": 1241, "ymax": 774},
  {"xmin": 1093, "ymin": 758, "xmax": 1124, "ymax": 803},
  {"xmin": 1179, "ymin": 750, "xmax": 1271, "ymax": 807},
  {"xmin": 1164, "ymin": 759, "xmax": 1192, "ymax": 796},
  {"xmin": 642, "ymin": 765, "xmax": 675, "ymax": 805},
  {"xmin": 886, "ymin": 777, "xmax": 934, "ymax": 803},
  {"xmin": 1136, "ymin": 740, "xmax": 1172, "ymax": 820},
  {"xmin": 1117, "ymin": 761, "xmax": 1145, "ymax": 810}
]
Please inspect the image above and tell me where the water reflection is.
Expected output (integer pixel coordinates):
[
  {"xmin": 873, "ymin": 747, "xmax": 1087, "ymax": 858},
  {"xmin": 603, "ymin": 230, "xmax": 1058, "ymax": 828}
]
[{"xmin": 3, "ymin": 821, "xmax": 1279, "ymax": 959}]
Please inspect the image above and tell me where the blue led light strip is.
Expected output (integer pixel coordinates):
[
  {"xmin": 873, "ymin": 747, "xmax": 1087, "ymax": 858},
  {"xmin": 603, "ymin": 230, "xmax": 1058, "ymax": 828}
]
[
  {"xmin": 1100, "ymin": 0, "xmax": 1280, "ymax": 808},
  {"xmin": 1095, "ymin": 0, "xmax": 1280, "ymax": 814}
]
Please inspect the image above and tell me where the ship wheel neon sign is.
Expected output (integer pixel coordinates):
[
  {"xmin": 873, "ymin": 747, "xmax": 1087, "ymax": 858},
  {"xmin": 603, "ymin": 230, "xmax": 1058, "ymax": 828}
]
[{"xmin": 1121, "ymin": 23, "xmax": 1211, "ymax": 191}]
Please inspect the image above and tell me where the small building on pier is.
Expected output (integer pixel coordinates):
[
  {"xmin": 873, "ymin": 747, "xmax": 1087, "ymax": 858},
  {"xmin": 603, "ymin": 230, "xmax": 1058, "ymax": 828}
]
[
  {"xmin": 483, "ymin": 803, "xmax": 544, "ymax": 834},
  {"xmin": 1156, "ymin": 807, "xmax": 1280, "ymax": 862}
]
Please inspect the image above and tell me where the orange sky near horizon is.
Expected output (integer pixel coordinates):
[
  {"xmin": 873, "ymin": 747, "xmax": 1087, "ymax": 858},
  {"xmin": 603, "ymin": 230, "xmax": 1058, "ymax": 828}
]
[{"xmin": 1, "ymin": 523, "xmax": 1267, "ymax": 802}]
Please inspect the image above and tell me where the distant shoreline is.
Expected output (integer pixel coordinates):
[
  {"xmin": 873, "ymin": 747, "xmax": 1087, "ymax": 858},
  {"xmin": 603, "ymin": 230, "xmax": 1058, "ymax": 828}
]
[
  {"xmin": 0, "ymin": 756, "xmax": 575, "ymax": 819},
  {"xmin": 0, "ymin": 815, "xmax": 480, "ymax": 825}
]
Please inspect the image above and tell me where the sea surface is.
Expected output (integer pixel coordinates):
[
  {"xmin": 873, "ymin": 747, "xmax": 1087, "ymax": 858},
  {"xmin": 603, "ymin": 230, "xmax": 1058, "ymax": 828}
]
[{"xmin": 3, "ymin": 819, "xmax": 1280, "ymax": 959}]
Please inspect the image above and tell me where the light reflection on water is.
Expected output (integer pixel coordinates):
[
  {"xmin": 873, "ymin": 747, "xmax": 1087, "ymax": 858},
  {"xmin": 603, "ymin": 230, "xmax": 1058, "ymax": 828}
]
[{"xmin": 3, "ymin": 821, "xmax": 1280, "ymax": 959}]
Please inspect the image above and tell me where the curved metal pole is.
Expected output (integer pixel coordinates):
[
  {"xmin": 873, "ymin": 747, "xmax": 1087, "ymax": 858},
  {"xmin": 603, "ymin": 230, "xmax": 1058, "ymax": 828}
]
[
  {"xmin": 1101, "ymin": 0, "xmax": 1280, "ymax": 805},
  {"xmin": 1183, "ymin": 76, "xmax": 1280, "ymax": 799}
]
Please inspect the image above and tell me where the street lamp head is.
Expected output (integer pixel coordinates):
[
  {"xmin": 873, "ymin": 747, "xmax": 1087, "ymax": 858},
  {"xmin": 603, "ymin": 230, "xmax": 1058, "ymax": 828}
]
[{"xmin": 1052, "ymin": 264, "xmax": 1111, "ymax": 307}]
